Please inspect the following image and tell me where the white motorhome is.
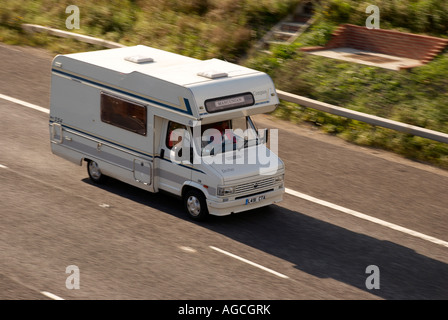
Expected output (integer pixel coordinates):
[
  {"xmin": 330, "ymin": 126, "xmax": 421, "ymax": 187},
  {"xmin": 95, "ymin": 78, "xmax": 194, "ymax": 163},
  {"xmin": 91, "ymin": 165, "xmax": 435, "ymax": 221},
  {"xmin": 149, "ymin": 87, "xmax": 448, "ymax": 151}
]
[{"xmin": 49, "ymin": 45, "xmax": 285, "ymax": 220}]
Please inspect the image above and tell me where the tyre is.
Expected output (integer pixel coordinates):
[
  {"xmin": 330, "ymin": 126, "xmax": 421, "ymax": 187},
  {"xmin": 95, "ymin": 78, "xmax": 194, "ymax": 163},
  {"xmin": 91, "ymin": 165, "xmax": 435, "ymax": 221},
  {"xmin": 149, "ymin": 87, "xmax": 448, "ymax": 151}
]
[
  {"xmin": 183, "ymin": 189, "xmax": 209, "ymax": 221},
  {"xmin": 87, "ymin": 160, "xmax": 108, "ymax": 184}
]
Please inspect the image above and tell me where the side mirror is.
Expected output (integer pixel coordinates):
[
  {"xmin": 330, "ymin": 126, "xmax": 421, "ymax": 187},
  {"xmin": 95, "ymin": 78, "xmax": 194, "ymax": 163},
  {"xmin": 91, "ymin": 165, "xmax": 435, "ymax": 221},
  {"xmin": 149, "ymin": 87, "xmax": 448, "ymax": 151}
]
[
  {"xmin": 189, "ymin": 147, "xmax": 194, "ymax": 164},
  {"xmin": 170, "ymin": 145, "xmax": 183, "ymax": 163},
  {"xmin": 260, "ymin": 128, "xmax": 269, "ymax": 145},
  {"xmin": 171, "ymin": 145, "xmax": 195, "ymax": 164}
]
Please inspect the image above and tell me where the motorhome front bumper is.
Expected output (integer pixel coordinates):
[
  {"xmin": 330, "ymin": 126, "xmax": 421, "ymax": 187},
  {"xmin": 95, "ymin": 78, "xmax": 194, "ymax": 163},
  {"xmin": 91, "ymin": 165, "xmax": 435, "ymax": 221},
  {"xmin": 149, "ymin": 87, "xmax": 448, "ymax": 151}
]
[{"xmin": 206, "ymin": 187, "xmax": 285, "ymax": 216}]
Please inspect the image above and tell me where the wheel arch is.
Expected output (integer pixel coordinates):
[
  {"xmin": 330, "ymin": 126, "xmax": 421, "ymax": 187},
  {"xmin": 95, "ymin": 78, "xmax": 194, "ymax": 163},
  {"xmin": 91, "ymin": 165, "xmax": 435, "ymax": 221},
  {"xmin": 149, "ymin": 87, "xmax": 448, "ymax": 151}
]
[{"xmin": 181, "ymin": 181, "xmax": 210, "ymax": 199}]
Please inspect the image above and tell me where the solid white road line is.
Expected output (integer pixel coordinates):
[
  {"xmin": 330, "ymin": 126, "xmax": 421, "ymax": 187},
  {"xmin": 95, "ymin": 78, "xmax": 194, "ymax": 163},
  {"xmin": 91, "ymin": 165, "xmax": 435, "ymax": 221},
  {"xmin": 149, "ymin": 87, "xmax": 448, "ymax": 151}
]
[
  {"xmin": 209, "ymin": 246, "xmax": 289, "ymax": 279},
  {"xmin": 0, "ymin": 93, "xmax": 49, "ymax": 114},
  {"xmin": 1, "ymin": 93, "xmax": 447, "ymax": 249},
  {"xmin": 285, "ymin": 188, "xmax": 448, "ymax": 248},
  {"xmin": 41, "ymin": 291, "xmax": 64, "ymax": 300}
]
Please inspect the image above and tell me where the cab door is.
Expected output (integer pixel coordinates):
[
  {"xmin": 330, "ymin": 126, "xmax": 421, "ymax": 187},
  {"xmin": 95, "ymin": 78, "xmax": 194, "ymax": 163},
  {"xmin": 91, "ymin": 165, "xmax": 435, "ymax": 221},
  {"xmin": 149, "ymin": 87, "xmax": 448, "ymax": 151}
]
[{"xmin": 157, "ymin": 120, "xmax": 192, "ymax": 195}]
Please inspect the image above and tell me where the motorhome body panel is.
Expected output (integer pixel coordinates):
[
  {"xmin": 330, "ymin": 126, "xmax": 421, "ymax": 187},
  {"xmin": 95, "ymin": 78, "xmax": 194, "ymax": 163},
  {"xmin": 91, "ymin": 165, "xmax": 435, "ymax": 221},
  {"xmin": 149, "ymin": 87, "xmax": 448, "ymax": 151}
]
[
  {"xmin": 51, "ymin": 61, "xmax": 199, "ymax": 125},
  {"xmin": 49, "ymin": 70, "xmax": 157, "ymax": 192}
]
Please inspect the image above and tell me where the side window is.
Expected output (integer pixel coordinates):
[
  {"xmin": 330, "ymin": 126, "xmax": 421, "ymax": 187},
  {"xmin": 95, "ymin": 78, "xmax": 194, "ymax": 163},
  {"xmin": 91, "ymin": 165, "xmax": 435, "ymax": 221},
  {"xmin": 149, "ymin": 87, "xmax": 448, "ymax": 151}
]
[
  {"xmin": 101, "ymin": 93, "xmax": 147, "ymax": 136},
  {"xmin": 166, "ymin": 121, "xmax": 187, "ymax": 149}
]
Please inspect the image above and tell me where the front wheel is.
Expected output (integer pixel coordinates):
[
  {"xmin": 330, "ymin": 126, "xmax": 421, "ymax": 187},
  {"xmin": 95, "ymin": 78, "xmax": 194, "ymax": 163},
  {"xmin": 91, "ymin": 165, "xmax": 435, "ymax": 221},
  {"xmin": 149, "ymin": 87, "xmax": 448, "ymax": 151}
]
[
  {"xmin": 87, "ymin": 160, "xmax": 108, "ymax": 184},
  {"xmin": 183, "ymin": 189, "xmax": 209, "ymax": 221}
]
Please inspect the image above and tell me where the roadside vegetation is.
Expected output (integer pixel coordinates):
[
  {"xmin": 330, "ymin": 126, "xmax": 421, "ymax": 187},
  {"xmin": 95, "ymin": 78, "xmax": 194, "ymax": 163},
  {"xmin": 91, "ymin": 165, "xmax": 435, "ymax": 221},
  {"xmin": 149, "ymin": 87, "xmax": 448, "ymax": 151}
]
[
  {"xmin": 0, "ymin": 0, "xmax": 298, "ymax": 61},
  {"xmin": 1, "ymin": 0, "xmax": 447, "ymax": 168}
]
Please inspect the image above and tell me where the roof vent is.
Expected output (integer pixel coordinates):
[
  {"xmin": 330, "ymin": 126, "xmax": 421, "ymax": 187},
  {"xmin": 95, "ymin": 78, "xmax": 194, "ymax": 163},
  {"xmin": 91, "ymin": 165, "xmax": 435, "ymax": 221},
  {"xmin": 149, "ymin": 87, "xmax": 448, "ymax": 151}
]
[
  {"xmin": 124, "ymin": 55, "xmax": 154, "ymax": 64},
  {"xmin": 197, "ymin": 70, "xmax": 228, "ymax": 79}
]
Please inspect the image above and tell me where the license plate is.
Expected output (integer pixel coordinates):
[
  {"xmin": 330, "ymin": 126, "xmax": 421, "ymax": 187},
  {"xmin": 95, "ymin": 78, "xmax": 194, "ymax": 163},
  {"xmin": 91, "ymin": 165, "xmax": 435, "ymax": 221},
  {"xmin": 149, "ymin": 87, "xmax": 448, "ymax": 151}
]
[{"xmin": 245, "ymin": 195, "xmax": 266, "ymax": 205}]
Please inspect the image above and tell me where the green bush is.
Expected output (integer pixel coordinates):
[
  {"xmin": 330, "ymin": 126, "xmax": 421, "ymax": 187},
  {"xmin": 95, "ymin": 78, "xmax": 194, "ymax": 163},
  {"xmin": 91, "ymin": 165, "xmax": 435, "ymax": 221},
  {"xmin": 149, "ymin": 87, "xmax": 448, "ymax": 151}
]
[
  {"xmin": 299, "ymin": 20, "xmax": 336, "ymax": 47},
  {"xmin": 321, "ymin": 0, "xmax": 448, "ymax": 36}
]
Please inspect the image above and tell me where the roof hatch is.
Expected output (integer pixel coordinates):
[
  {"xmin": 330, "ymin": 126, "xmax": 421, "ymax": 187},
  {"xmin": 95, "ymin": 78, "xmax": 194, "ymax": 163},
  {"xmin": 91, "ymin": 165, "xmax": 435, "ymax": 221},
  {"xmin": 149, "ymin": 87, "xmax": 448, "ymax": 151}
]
[
  {"xmin": 197, "ymin": 70, "xmax": 228, "ymax": 79},
  {"xmin": 124, "ymin": 55, "xmax": 154, "ymax": 64}
]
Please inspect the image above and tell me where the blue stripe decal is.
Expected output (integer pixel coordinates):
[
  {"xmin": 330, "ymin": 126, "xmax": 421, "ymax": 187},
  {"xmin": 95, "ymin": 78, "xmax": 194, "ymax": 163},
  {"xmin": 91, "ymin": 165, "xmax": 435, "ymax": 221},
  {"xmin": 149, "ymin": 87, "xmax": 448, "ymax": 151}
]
[
  {"xmin": 183, "ymin": 98, "xmax": 192, "ymax": 116},
  {"xmin": 61, "ymin": 123, "xmax": 153, "ymax": 159},
  {"xmin": 52, "ymin": 68, "xmax": 194, "ymax": 115},
  {"xmin": 50, "ymin": 120, "xmax": 205, "ymax": 174}
]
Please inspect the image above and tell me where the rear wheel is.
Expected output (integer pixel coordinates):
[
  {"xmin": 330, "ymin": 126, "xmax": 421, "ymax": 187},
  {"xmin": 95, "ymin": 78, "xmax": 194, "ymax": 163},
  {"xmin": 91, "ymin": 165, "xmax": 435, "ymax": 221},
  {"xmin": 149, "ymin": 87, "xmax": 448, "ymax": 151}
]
[
  {"xmin": 183, "ymin": 189, "xmax": 209, "ymax": 221},
  {"xmin": 87, "ymin": 160, "xmax": 107, "ymax": 184}
]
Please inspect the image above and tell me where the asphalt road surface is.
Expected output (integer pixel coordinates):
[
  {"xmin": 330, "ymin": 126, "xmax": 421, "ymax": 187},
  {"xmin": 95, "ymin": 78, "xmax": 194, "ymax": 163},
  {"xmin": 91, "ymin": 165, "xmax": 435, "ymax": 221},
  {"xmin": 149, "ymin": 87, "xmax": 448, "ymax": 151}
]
[{"xmin": 1, "ymin": 43, "xmax": 447, "ymax": 300}]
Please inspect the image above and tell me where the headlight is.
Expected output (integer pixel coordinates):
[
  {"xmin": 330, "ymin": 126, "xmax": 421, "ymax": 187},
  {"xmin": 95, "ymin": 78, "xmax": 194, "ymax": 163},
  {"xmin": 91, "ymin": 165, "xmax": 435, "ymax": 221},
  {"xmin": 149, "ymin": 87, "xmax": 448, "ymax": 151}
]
[
  {"xmin": 274, "ymin": 175, "xmax": 284, "ymax": 183},
  {"xmin": 217, "ymin": 186, "xmax": 235, "ymax": 196}
]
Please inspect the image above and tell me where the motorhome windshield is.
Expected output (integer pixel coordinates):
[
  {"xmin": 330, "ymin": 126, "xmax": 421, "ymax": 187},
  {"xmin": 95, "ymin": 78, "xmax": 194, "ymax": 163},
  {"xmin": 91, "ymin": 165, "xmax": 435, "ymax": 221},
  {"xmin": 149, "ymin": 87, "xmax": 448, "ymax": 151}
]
[{"xmin": 200, "ymin": 116, "xmax": 260, "ymax": 156}]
